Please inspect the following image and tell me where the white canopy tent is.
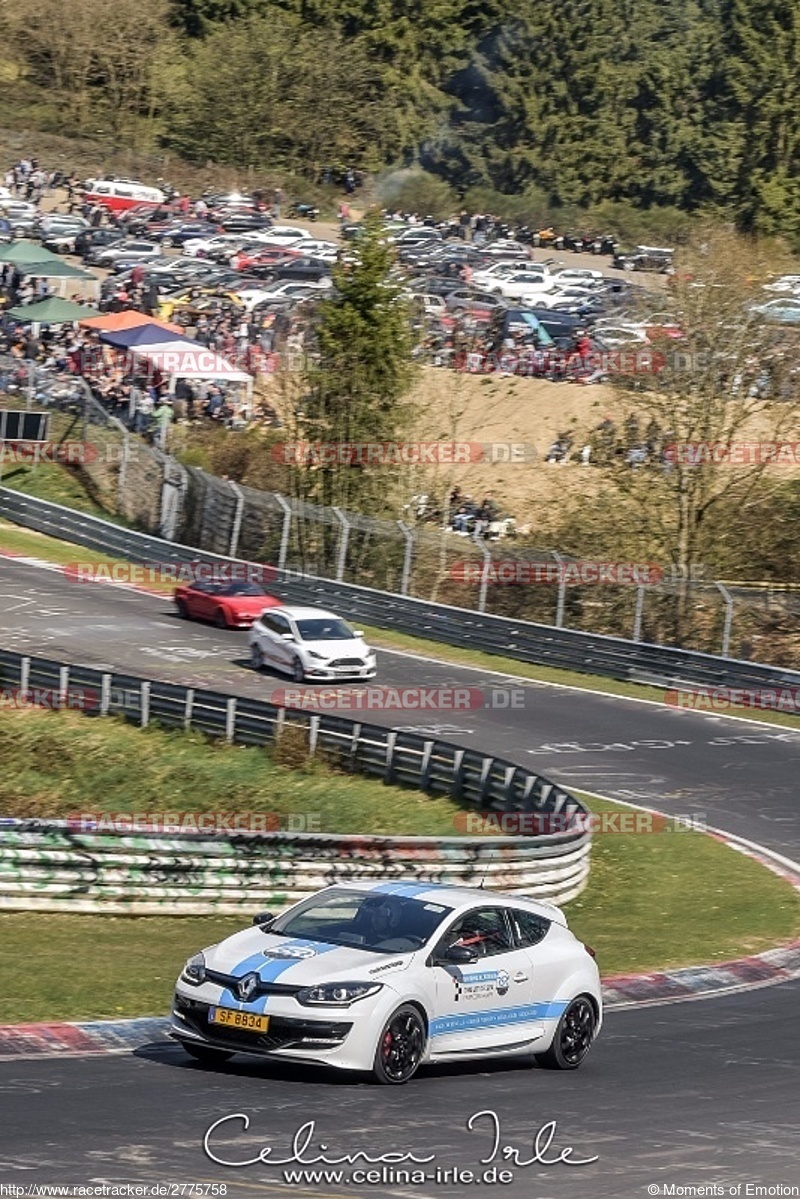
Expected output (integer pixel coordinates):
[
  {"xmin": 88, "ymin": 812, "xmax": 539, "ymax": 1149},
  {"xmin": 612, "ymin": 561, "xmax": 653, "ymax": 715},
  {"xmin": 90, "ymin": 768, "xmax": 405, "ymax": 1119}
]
[{"xmin": 128, "ymin": 339, "xmax": 254, "ymax": 400}]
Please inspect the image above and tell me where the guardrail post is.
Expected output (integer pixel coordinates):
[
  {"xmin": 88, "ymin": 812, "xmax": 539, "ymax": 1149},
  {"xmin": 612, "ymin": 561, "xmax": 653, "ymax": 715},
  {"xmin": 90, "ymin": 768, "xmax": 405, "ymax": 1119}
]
[
  {"xmin": 632, "ymin": 584, "xmax": 646, "ymax": 642},
  {"xmin": 332, "ymin": 507, "xmax": 350, "ymax": 582},
  {"xmin": 451, "ymin": 748, "xmax": 465, "ymax": 799},
  {"xmin": 419, "ymin": 740, "xmax": 435, "ymax": 792},
  {"xmin": 100, "ymin": 673, "xmax": 111, "ymax": 716},
  {"xmin": 550, "ymin": 550, "xmax": 567, "ymax": 628},
  {"xmin": 397, "ymin": 521, "xmax": 414, "ymax": 595},
  {"xmin": 714, "ymin": 581, "xmax": 734, "ymax": 657},
  {"xmin": 19, "ymin": 656, "xmax": 30, "ymax": 696},
  {"xmin": 384, "ymin": 732, "xmax": 397, "ymax": 783},
  {"xmin": 225, "ymin": 697, "xmax": 237, "ymax": 742},
  {"xmin": 472, "ymin": 533, "xmax": 493, "ymax": 613},
  {"xmin": 274, "ymin": 493, "xmax": 292, "ymax": 571},
  {"xmin": 308, "ymin": 715, "xmax": 320, "ymax": 756},
  {"xmin": 140, "ymin": 681, "xmax": 150, "ymax": 728},
  {"xmin": 184, "ymin": 689, "xmax": 194, "ymax": 729},
  {"xmin": 58, "ymin": 665, "xmax": 70, "ymax": 706},
  {"xmin": 227, "ymin": 482, "xmax": 245, "ymax": 559}
]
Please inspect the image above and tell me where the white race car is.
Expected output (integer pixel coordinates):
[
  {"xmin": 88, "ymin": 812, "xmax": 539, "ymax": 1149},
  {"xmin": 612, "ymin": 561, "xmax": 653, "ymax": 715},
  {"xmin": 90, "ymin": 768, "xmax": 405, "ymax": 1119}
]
[
  {"xmin": 172, "ymin": 881, "xmax": 602, "ymax": 1084},
  {"xmin": 249, "ymin": 604, "xmax": 377, "ymax": 681}
]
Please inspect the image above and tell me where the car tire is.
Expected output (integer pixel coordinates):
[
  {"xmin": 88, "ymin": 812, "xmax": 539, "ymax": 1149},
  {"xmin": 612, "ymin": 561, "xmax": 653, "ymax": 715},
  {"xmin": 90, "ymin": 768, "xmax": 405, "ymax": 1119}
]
[
  {"xmin": 534, "ymin": 996, "xmax": 596, "ymax": 1070},
  {"xmin": 214, "ymin": 608, "xmax": 229, "ymax": 629},
  {"xmin": 162, "ymin": 237, "xmax": 174, "ymax": 248},
  {"xmin": 13, "ymin": 227, "xmax": 25, "ymax": 239},
  {"xmin": 251, "ymin": 645, "xmax": 265, "ymax": 671},
  {"xmin": 372, "ymin": 1005, "xmax": 426, "ymax": 1085},
  {"xmin": 176, "ymin": 599, "xmax": 189, "ymax": 619},
  {"xmin": 292, "ymin": 657, "xmax": 305, "ymax": 684},
  {"xmin": 181, "ymin": 1042, "xmax": 233, "ymax": 1065}
]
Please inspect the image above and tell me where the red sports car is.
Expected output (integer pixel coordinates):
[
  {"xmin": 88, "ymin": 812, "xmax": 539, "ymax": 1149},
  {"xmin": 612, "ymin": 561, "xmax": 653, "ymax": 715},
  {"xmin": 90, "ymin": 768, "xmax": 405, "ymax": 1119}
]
[{"xmin": 174, "ymin": 581, "xmax": 283, "ymax": 629}]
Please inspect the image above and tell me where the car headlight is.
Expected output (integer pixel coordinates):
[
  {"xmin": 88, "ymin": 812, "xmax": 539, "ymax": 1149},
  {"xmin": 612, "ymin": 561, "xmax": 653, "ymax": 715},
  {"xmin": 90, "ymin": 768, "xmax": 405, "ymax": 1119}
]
[
  {"xmin": 180, "ymin": 952, "xmax": 207, "ymax": 986},
  {"xmin": 296, "ymin": 982, "xmax": 383, "ymax": 1007},
  {"xmin": 306, "ymin": 651, "xmax": 326, "ymax": 660}
]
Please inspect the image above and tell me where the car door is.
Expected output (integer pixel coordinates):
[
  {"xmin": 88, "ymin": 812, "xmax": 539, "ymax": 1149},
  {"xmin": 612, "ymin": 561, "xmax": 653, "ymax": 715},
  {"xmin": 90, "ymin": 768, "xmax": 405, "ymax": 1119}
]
[
  {"xmin": 255, "ymin": 610, "xmax": 286, "ymax": 665},
  {"xmin": 267, "ymin": 610, "xmax": 296, "ymax": 672},
  {"xmin": 507, "ymin": 906, "xmax": 570, "ymax": 1026},
  {"xmin": 428, "ymin": 906, "xmax": 545, "ymax": 1054},
  {"xmin": 186, "ymin": 582, "xmax": 214, "ymax": 619}
]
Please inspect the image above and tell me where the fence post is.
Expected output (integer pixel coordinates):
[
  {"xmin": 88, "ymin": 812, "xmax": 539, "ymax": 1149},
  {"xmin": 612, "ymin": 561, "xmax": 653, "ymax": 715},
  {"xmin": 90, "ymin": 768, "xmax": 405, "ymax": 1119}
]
[
  {"xmin": 472, "ymin": 532, "xmax": 493, "ymax": 614},
  {"xmin": 632, "ymin": 584, "xmax": 646, "ymax": 642},
  {"xmin": 552, "ymin": 550, "xmax": 567, "ymax": 628},
  {"xmin": 715, "ymin": 581, "xmax": 734, "ymax": 657},
  {"xmin": 332, "ymin": 507, "xmax": 350, "ymax": 582},
  {"xmin": 397, "ymin": 521, "xmax": 414, "ymax": 595},
  {"xmin": 227, "ymin": 481, "xmax": 245, "ymax": 559},
  {"xmin": 274, "ymin": 493, "xmax": 292, "ymax": 571}
]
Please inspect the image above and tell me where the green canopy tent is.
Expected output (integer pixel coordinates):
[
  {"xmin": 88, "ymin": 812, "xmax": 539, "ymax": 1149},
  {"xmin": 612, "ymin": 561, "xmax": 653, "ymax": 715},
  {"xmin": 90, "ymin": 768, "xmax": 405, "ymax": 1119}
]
[
  {"xmin": 14, "ymin": 258, "xmax": 99, "ymax": 300},
  {"xmin": 5, "ymin": 296, "xmax": 99, "ymax": 324},
  {"xmin": 0, "ymin": 241, "xmax": 65, "ymax": 267}
]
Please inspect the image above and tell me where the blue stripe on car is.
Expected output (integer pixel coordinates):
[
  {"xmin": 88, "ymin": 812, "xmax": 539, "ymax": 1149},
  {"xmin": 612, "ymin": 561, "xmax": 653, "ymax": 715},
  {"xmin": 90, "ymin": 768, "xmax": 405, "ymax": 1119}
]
[
  {"xmin": 430, "ymin": 1001, "xmax": 568, "ymax": 1037},
  {"xmin": 218, "ymin": 940, "xmax": 338, "ymax": 1013}
]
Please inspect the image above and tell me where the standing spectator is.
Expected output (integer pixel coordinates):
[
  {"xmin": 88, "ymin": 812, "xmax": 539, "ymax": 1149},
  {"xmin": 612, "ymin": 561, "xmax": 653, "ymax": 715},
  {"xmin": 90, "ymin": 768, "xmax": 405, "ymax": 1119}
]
[{"xmin": 152, "ymin": 397, "xmax": 174, "ymax": 449}]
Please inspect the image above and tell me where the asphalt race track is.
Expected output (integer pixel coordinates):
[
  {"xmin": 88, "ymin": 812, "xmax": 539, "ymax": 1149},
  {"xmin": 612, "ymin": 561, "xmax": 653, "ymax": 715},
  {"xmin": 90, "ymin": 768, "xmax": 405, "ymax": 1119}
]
[{"xmin": 2, "ymin": 555, "xmax": 800, "ymax": 1197}]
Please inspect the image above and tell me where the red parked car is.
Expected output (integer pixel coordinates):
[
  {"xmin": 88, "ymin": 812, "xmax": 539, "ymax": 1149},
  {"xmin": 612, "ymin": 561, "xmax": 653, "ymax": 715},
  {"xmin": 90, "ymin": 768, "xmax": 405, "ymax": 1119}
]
[{"xmin": 174, "ymin": 581, "xmax": 283, "ymax": 629}]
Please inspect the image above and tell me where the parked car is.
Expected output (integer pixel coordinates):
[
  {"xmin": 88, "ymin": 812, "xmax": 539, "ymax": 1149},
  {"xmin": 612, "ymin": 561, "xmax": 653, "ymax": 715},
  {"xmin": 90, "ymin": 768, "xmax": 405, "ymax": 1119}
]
[
  {"xmin": 152, "ymin": 222, "xmax": 222, "ymax": 248},
  {"xmin": 444, "ymin": 289, "xmax": 509, "ymax": 315},
  {"xmin": 91, "ymin": 239, "xmax": 163, "ymax": 269},
  {"xmin": 39, "ymin": 215, "xmax": 92, "ymax": 253},
  {"xmin": 0, "ymin": 201, "xmax": 39, "ymax": 238},
  {"xmin": 749, "ymin": 297, "xmax": 800, "ymax": 325},
  {"xmin": 171, "ymin": 881, "xmax": 602, "ymax": 1083},
  {"xmin": 249, "ymin": 605, "xmax": 377, "ymax": 681},
  {"xmin": 73, "ymin": 228, "xmax": 124, "ymax": 260},
  {"xmin": 217, "ymin": 212, "xmax": 274, "ymax": 234},
  {"xmin": 613, "ymin": 246, "xmax": 675, "ymax": 273}
]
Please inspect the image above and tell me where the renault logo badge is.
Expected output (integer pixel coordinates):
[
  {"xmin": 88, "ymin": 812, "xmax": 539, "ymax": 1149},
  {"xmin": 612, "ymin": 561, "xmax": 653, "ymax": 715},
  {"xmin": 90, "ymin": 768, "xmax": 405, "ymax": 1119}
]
[{"xmin": 237, "ymin": 972, "xmax": 259, "ymax": 1001}]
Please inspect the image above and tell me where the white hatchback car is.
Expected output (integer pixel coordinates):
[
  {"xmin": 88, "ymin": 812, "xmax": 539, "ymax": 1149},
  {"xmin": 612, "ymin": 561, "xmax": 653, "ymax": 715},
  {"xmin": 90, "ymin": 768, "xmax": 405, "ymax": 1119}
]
[
  {"xmin": 172, "ymin": 881, "xmax": 602, "ymax": 1084},
  {"xmin": 249, "ymin": 605, "xmax": 377, "ymax": 681}
]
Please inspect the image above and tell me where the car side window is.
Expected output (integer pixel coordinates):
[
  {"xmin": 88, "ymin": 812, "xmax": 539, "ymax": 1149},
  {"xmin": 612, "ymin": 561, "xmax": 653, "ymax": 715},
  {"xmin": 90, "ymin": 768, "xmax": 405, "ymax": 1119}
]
[
  {"xmin": 509, "ymin": 909, "xmax": 552, "ymax": 948},
  {"xmin": 264, "ymin": 612, "xmax": 289, "ymax": 635},
  {"xmin": 439, "ymin": 907, "xmax": 514, "ymax": 959}
]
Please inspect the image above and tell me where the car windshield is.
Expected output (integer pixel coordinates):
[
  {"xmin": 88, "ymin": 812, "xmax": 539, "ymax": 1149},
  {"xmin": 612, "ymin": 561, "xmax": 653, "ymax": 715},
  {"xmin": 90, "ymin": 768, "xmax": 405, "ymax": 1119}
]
[
  {"xmin": 295, "ymin": 618, "xmax": 354, "ymax": 641},
  {"xmin": 213, "ymin": 582, "xmax": 268, "ymax": 597},
  {"xmin": 270, "ymin": 888, "xmax": 453, "ymax": 953}
]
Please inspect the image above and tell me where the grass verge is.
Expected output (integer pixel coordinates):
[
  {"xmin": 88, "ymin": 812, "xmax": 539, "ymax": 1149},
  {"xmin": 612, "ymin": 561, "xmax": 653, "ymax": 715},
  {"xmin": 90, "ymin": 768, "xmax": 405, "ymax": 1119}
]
[
  {"xmin": 0, "ymin": 708, "xmax": 798, "ymax": 1021},
  {"xmin": 2, "ymin": 520, "xmax": 800, "ymax": 727}
]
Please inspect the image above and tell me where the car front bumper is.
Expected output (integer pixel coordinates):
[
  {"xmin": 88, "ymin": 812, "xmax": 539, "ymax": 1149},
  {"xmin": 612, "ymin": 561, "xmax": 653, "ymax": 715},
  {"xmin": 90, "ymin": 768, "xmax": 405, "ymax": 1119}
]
[{"xmin": 171, "ymin": 985, "xmax": 391, "ymax": 1072}]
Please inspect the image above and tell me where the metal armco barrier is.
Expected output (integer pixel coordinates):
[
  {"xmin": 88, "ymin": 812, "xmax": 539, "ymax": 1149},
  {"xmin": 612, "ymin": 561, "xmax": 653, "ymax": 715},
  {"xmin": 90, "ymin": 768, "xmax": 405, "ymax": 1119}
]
[
  {"xmin": 0, "ymin": 650, "xmax": 591, "ymax": 913},
  {"xmin": 3, "ymin": 488, "xmax": 800, "ymax": 694}
]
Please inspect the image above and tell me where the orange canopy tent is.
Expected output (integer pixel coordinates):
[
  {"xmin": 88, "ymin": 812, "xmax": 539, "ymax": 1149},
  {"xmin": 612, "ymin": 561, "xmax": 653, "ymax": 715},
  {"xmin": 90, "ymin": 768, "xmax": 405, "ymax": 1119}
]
[{"xmin": 78, "ymin": 311, "xmax": 182, "ymax": 334}]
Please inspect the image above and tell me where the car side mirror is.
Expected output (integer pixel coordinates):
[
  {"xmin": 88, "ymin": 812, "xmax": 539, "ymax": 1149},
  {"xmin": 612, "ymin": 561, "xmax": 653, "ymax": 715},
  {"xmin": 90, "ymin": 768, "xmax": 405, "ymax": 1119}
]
[
  {"xmin": 280, "ymin": 632, "xmax": 295, "ymax": 642},
  {"xmin": 252, "ymin": 911, "xmax": 275, "ymax": 927},
  {"xmin": 441, "ymin": 943, "xmax": 480, "ymax": 964},
  {"xmin": 353, "ymin": 630, "xmax": 364, "ymax": 637}
]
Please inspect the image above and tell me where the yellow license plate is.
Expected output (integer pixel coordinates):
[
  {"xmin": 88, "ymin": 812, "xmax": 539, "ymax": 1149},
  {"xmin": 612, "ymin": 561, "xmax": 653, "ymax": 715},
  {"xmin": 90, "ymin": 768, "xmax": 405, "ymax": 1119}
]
[{"xmin": 210, "ymin": 1007, "xmax": 269, "ymax": 1033}]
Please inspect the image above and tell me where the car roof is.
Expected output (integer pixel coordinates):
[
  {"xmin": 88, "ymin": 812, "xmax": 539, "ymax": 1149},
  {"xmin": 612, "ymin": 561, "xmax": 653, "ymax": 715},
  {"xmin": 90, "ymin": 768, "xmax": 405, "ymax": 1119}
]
[
  {"xmin": 270, "ymin": 605, "xmax": 348, "ymax": 621},
  {"xmin": 322, "ymin": 880, "xmax": 566, "ymax": 923}
]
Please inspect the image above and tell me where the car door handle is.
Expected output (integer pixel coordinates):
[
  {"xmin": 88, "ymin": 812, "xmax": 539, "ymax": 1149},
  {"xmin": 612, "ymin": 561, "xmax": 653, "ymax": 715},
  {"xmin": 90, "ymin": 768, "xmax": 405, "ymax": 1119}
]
[{"xmin": 513, "ymin": 972, "xmax": 529, "ymax": 983}]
